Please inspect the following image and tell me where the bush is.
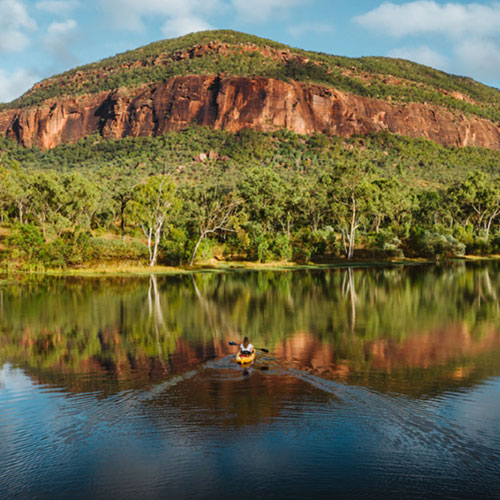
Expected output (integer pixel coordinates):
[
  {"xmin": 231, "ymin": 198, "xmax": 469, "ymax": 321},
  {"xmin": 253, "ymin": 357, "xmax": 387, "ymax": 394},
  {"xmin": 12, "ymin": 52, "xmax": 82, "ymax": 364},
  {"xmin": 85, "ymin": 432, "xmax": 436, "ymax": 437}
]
[
  {"xmin": 410, "ymin": 230, "xmax": 465, "ymax": 258},
  {"xmin": 247, "ymin": 231, "xmax": 292, "ymax": 263},
  {"xmin": 367, "ymin": 230, "xmax": 404, "ymax": 258},
  {"xmin": 45, "ymin": 231, "xmax": 95, "ymax": 268},
  {"xmin": 292, "ymin": 227, "xmax": 338, "ymax": 263},
  {"xmin": 6, "ymin": 224, "xmax": 48, "ymax": 266},
  {"xmin": 160, "ymin": 227, "xmax": 189, "ymax": 265},
  {"xmin": 90, "ymin": 237, "xmax": 149, "ymax": 261},
  {"xmin": 489, "ymin": 235, "xmax": 500, "ymax": 254}
]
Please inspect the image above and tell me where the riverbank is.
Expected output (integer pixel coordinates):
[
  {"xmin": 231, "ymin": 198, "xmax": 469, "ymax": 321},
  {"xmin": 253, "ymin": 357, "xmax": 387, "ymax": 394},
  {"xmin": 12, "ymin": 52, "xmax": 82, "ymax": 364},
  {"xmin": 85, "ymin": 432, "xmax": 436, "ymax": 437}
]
[{"xmin": 3, "ymin": 254, "xmax": 498, "ymax": 281}]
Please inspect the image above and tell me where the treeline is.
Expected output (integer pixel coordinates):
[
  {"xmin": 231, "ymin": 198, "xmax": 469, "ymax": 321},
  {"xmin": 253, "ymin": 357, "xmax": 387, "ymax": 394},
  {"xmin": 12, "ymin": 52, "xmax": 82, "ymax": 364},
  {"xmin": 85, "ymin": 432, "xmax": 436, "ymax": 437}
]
[{"xmin": 2, "ymin": 128, "xmax": 500, "ymax": 269}]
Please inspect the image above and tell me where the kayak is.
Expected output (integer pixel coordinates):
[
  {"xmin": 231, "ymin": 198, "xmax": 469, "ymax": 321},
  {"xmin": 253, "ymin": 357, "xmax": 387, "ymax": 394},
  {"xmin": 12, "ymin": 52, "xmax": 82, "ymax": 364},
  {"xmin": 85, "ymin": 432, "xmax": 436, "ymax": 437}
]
[{"xmin": 236, "ymin": 351, "xmax": 255, "ymax": 364}]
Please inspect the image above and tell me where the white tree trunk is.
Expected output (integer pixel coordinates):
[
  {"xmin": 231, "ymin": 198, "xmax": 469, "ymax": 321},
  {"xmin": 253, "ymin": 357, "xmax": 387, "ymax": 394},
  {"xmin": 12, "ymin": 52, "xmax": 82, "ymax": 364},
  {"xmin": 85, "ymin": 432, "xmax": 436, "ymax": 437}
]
[{"xmin": 190, "ymin": 232, "xmax": 206, "ymax": 267}]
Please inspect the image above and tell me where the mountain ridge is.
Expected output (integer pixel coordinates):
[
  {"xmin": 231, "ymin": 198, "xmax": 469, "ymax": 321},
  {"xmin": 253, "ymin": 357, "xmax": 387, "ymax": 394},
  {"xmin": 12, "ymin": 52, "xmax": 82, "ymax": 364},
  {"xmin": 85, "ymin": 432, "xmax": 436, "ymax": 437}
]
[{"xmin": 1, "ymin": 30, "xmax": 499, "ymax": 150}]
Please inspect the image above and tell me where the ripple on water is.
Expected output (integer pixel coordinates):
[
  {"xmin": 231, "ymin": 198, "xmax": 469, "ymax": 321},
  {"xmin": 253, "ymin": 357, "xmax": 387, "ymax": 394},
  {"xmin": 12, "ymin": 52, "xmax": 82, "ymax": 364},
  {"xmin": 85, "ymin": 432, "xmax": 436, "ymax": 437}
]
[{"xmin": 1, "ymin": 358, "xmax": 500, "ymax": 500}]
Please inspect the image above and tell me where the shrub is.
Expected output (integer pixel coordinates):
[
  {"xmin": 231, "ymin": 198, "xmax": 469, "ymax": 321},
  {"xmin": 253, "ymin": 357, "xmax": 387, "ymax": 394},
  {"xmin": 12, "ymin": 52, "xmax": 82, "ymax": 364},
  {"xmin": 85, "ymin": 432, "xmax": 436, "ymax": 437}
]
[
  {"xmin": 90, "ymin": 237, "xmax": 149, "ymax": 261},
  {"xmin": 6, "ymin": 224, "xmax": 48, "ymax": 265},
  {"xmin": 368, "ymin": 230, "xmax": 404, "ymax": 258},
  {"xmin": 410, "ymin": 230, "xmax": 465, "ymax": 258},
  {"xmin": 160, "ymin": 227, "xmax": 189, "ymax": 265}
]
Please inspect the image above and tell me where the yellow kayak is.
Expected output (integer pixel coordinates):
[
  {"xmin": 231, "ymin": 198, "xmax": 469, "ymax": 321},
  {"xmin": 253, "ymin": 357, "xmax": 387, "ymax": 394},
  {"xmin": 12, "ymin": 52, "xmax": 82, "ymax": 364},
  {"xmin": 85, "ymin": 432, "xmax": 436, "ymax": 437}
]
[{"xmin": 236, "ymin": 351, "xmax": 255, "ymax": 364}]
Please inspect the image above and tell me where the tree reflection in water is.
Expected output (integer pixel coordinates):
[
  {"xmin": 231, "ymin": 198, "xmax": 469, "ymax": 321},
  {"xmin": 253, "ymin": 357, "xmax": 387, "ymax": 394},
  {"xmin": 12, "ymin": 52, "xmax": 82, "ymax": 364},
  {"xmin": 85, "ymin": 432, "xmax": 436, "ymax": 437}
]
[{"xmin": 1, "ymin": 262, "xmax": 500, "ymax": 397}]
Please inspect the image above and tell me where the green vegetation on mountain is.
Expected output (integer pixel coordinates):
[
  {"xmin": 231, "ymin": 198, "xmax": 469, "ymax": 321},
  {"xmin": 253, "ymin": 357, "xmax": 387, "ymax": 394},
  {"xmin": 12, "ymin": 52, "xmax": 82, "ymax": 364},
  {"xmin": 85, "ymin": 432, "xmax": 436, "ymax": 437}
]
[
  {"xmin": 1, "ymin": 30, "xmax": 499, "ymax": 124},
  {"xmin": 1, "ymin": 127, "xmax": 500, "ymax": 269}
]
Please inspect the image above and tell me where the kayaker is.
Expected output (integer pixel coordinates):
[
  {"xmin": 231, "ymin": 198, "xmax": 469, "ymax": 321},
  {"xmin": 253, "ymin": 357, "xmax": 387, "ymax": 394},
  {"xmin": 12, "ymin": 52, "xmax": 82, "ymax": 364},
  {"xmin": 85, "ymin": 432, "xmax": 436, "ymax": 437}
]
[{"xmin": 240, "ymin": 337, "xmax": 255, "ymax": 356}]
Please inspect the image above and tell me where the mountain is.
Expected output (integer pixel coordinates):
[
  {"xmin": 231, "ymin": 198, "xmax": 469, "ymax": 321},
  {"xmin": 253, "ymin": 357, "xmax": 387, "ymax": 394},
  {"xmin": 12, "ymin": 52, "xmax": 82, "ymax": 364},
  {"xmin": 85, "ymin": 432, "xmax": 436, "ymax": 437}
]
[{"xmin": 1, "ymin": 30, "xmax": 500, "ymax": 150}]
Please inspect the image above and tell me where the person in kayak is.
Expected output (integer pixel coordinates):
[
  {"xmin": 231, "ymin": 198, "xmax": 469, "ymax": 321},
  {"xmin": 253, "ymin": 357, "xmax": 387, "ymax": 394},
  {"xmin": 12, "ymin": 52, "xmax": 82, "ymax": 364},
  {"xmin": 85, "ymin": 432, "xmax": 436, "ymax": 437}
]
[{"xmin": 240, "ymin": 337, "xmax": 255, "ymax": 356}]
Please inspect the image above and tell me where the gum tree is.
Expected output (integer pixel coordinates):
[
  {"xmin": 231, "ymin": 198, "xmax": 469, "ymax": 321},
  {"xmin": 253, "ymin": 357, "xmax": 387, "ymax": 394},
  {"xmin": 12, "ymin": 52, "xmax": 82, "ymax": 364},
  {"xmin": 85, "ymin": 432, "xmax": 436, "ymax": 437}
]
[{"xmin": 128, "ymin": 175, "xmax": 179, "ymax": 266}]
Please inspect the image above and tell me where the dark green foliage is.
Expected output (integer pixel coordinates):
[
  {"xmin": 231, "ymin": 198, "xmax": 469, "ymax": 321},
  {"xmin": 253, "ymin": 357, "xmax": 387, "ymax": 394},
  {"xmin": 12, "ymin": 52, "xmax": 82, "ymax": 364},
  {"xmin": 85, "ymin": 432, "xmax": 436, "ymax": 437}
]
[
  {"xmin": 2, "ymin": 127, "xmax": 500, "ymax": 268},
  {"xmin": 408, "ymin": 228, "xmax": 466, "ymax": 258},
  {"xmin": 7, "ymin": 224, "xmax": 47, "ymax": 265},
  {"xmin": 368, "ymin": 230, "xmax": 404, "ymax": 258}
]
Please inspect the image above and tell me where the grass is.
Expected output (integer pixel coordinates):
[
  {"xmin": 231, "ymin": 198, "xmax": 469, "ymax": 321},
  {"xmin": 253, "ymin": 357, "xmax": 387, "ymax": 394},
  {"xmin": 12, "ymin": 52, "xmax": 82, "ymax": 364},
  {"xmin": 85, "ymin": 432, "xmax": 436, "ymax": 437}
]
[{"xmin": 0, "ymin": 256, "xmax": 449, "ymax": 282}]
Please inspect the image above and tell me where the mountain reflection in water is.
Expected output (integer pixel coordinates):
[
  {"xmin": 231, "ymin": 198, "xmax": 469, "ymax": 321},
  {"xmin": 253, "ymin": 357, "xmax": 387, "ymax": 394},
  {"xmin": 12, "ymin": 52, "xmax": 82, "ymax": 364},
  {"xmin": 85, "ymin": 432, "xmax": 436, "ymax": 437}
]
[
  {"xmin": 1, "ymin": 263, "xmax": 500, "ymax": 396},
  {"xmin": 1, "ymin": 263, "xmax": 500, "ymax": 499}
]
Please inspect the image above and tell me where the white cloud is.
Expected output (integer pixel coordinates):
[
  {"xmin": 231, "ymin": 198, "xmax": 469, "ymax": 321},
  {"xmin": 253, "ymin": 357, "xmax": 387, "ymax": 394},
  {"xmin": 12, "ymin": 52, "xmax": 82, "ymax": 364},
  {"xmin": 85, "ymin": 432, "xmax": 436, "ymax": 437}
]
[
  {"xmin": 99, "ymin": 0, "xmax": 223, "ymax": 33},
  {"xmin": 36, "ymin": 0, "xmax": 79, "ymax": 15},
  {"xmin": 44, "ymin": 19, "xmax": 78, "ymax": 64},
  {"xmin": 98, "ymin": 0, "xmax": 305, "ymax": 35},
  {"xmin": 388, "ymin": 45, "xmax": 448, "ymax": 70},
  {"xmin": 354, "ymin": 1, "xmax": 500, "ymax": 39},
  {"xmin": 0, "ymin": 0, "xmax": 37, "ymax": 54},
  {"xmin": 354, "ymin": 2, "xmax": 500, "ymax": 86},
  {"xmin": 231, "ymin": 0, "xmax": 303, "ymax": 23},
  {"xmin": 0, "ymin": 68, "xmax": 39, "ymax": 103},
  {"xmin": 288, "ymin": 22, "xmax": 333, "ymax": 39},
  {"xmin": 455, "ymin": 39, "xmax": 500, "ymax": 81},
  {"xmin": 47, "ymin": 18, "xmax": 77, "ymax": 36},
  {"xmin": 162, "ymin": 16, "xmax": 213, "ymax": 38}
]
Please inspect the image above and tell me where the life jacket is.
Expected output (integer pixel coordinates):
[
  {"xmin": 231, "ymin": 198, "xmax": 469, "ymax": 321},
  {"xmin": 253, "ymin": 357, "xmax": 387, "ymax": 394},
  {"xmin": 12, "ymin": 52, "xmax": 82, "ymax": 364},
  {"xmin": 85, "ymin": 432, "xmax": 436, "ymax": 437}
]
[{"xmin": 240, "ymin": 343, "xmax": 254, "ymax": 355}]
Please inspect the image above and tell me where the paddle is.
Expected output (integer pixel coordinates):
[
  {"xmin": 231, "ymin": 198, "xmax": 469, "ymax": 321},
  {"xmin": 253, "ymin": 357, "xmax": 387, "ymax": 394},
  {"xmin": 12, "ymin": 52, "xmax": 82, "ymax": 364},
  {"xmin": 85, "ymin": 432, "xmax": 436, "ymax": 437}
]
[{"xmin": 228, "ymin": 341, "xmax": 269, "ymax": 353}]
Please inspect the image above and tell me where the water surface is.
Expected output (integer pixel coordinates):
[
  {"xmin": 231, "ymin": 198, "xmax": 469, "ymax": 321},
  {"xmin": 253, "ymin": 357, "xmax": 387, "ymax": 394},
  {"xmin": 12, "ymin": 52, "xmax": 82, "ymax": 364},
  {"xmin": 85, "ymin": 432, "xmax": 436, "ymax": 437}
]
[{"xmin": 1, "ymin": 263, "xmax": 500, "ymax": 499}]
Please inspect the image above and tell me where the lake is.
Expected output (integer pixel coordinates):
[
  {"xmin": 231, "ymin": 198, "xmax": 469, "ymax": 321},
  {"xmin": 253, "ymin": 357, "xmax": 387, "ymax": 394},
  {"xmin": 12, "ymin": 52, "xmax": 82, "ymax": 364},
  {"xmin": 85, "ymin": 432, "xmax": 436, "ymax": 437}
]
[{"xmin": 1, "ymin": 262, "xmax": 500, "ymax": 499}]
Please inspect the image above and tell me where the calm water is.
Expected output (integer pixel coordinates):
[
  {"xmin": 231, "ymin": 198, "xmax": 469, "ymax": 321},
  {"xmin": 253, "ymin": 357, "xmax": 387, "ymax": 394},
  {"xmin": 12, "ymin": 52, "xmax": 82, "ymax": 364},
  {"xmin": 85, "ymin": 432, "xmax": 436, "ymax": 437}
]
[{"xmin": 1, "ymin": 263, "xmax": 500, "ymax": 500}]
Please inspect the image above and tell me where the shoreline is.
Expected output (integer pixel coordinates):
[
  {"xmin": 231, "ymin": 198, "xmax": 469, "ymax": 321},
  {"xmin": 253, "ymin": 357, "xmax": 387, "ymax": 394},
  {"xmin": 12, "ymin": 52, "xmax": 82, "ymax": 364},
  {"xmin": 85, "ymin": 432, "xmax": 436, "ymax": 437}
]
[{"xmin": 2, "ymin": 255, "xmax": 500, "ymax": 280}]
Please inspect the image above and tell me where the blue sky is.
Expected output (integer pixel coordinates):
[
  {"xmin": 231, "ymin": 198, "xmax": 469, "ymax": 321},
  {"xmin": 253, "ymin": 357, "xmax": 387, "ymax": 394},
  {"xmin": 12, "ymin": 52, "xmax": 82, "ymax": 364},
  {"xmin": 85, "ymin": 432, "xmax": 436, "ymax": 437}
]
[{"xmin": 1, "ymin": 0, "xmax": 500, "ymax": 103}]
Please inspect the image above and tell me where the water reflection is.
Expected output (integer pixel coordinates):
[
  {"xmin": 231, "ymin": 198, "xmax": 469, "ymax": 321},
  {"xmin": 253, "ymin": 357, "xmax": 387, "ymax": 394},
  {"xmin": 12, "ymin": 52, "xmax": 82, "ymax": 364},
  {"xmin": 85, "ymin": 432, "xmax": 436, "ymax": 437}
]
[
  {"xmin": 2, "ymin": 264, "xmax": 500, "ymax": 499},
  {"xmin": 1, "ymin": 263, "xmax": 500, "ymax": 396}
]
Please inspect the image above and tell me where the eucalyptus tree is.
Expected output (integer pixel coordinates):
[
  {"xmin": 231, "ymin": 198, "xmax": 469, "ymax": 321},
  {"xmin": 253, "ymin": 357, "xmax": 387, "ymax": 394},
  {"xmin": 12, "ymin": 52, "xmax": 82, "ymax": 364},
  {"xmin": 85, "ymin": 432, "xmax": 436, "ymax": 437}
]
[
  {"xmin": 0, "ymin": 165, "xmax": 14, "ymax": 223},
  {"xmin": 28, "ymin": 171, "xmax": 69, "ymax": 239},
  {"xmin": 369, "ymin": 177, "xmax": 415, "ymax": 234},
  {"xmin": 237, "ymin": 166, "xmax": 288, "ymax": 233},
  {"xmin": 448, "ymin": 171, "xmax": 500, "ymax": 241},
  {"xmin": 98, "ymin": 162, "xmax": 148, "ymax": 239},
  {"xmin": 127, "ymin": 175, "xmax": 179, "ymax": 266},
  {"xmin": 184, "ymin": 182, "xmax": 242, "ymax": 266},
  {"xmin": 8, "ymin": 166, "xmax": 32, "ymax": 225},
  {"xmin": 328, "ymin": 159, "xmax": 375, "ymax": 259},
  {"xmin": 61, "ymin": 172, "xmax": 101, "ymax": 232},
  {"xmin": 294, "ymin": 172, "xmax": 330, "ymax": 233}
]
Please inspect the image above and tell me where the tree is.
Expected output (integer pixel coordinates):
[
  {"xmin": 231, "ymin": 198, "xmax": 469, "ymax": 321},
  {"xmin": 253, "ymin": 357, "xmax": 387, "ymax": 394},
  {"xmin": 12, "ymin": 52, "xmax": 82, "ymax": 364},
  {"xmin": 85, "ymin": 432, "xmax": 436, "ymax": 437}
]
[
  {"xmin": 8, "ymin": 166, "xmax": 32, "ymax": 225},
  {"xmin": 99, "ymin": 163, "xmax": 147, "ymax": 239},
  {"xmin": 128, "ymin": 175, "xmax": 179, "ymax": 266},
  {"xmin": 186, "ymin": 183, "xmax": 242, "ymax": 266},
  {"xmin": 369, "ymin": 177, "xmax": 414, "ymax": 234},
  {"xmin": 237, "ymin": 166, "xmax": 288, "ymax": 233},
  {"xmin": 28, "ymin": 171, "xmax": 69, "ymax": 239},
  {"xmin": 448, "ymin": 171, "xmax": 500, "ymax": 241},
  {"xmin": 61, "ymin": 172, "xmax": 101, "ymax": 231},
  {"xmin": 329, "ymin": 159, "xmax": 374, "ymax": 259}
]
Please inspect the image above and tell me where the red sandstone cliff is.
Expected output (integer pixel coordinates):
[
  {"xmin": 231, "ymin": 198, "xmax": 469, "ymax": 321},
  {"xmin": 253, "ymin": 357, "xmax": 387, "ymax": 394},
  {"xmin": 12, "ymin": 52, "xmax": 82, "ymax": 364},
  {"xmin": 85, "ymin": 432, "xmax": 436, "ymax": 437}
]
[{"xmin": 2, "ymin": 75, "xmax": 500, "ymax": 150}]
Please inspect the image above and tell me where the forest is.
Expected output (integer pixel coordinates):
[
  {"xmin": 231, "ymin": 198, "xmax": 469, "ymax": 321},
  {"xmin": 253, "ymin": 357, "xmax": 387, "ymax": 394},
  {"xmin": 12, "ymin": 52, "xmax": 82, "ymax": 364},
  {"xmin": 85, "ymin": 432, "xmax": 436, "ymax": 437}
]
[{"xmin": 1, "ymin": 126, "xmax": 500, "ymax": 270}]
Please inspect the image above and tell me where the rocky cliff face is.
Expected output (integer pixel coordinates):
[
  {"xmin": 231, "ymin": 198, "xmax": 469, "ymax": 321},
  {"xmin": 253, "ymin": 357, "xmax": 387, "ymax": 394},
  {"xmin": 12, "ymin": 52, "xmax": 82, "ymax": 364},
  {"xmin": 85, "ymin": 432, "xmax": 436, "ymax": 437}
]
[{"xmin": 2, "ymin": 75, "xmax": 500, "ymax": 150}]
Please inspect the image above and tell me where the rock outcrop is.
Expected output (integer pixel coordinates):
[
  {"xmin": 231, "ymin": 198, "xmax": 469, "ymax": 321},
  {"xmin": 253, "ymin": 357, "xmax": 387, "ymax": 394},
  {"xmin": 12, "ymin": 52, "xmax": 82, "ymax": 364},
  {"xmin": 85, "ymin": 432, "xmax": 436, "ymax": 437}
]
[{"xmin": 2, "ymin": 75, "xmax": 500, "ymax": 150}]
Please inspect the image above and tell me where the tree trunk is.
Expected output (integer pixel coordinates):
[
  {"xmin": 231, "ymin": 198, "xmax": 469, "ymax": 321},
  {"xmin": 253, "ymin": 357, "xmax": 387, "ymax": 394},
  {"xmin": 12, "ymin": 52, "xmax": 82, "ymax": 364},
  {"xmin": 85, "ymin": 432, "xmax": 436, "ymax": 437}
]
[
  {"xmin": 485, "ymin": 212, "xmax": 499, "ymax": 242},
  {"xmin": 341, "ymin": 230, "xmax": 348, "ymax": 257},
  {"xmin": 347, "ymin": 194, "xmax": 357, "ymax": 260},
  {"xmin": 189, "ymin": 232, "xmax": 206, "ymax": 267},
  {"xmin": 151, "ymin": 224, "xmax": 163, "ymax": 266},
  {"xmin": 41, "ymin": 212, "xmax": 47, "ymax": 240},
  {"xmin": 142, "ymin": 225, "xmax": 153, "ymax": 265},
  {"xmin": 120, "ymin": 199, "xmax": 126, "ymax": 240}
]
